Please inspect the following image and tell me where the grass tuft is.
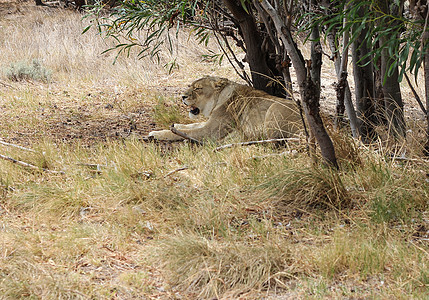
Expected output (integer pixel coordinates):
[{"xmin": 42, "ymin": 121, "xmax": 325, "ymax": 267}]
[
  {"xmin": 315, "ymin": 228, "xmax": 388, "ymax": 279},
  {"xmin": 152, "ymin": 95, "xmax": 186, "ymax": 128},
  {"xmin": 264, "ymin": 165, "xmax": 351, "ymax": 211},
  {"xmin": 156, "ymin": 233, "xmax": 294, "ymax": 298}
]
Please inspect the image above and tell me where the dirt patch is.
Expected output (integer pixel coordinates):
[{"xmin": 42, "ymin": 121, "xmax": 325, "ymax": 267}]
[
  {"xmin": 0, "ymin": 83, "xmax": 164, "ymax": 146},
  {"xmin": 0, "ymin": 0, "xmax": 46, "ymax": 18},
  {"xmin": 41, "ymin": 102, "xmax": 155, "ymax": 145}
]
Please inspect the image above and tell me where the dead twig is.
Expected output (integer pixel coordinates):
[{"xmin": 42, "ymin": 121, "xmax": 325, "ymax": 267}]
[
  {"xmin": 404, "ymin": 73, "xmax": 427, "ymax": 115},
  {"xmin": 77, "ymin": 163, "xmax": 106, "ymax": 174},
  {"xmin": 390, "ymin": 156, "xmax": 429, "ymax": 163},
  {"xmin": 214, "ymin": 137, "xmax": 300, "ymax": 151},
  {"xmin": 164, "ymin": 166, "xmax": 189, "ymax": 178},
  {"xmin": 0, "ymin": 139, "xmax": 36, "ymax": 152},
  {"xmin": 170, "ymin": 125, "xmax": 204, "ymax": 145},
  {"xmin": 0, "ymin": 153, "xmax": 64, "ymax": 174},
  {"xmin": 0, "ymin": 81, "xmax": 14, "ymax": 88}
]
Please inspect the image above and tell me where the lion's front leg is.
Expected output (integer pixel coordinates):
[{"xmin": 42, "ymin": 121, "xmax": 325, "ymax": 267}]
[
  {"xmin": 149, "ymin": 118, "xmax": 230, "ymax": 141},
  {"xmin": 148, "ymin": 122, "xmax": 207, "ymax": 141},
  {"xmin": 173, "ymin": 122, "xmax": 206, "ymax": 130}
]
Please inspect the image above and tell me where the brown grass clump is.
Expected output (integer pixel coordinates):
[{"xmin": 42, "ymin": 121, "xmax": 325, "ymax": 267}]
[
  {"xmin": 156, "ymin": 233, "xmax": 294, "ymax": 298},
  {"xmin": 264, "ymin": 165, "xmax": 351, "ymax": 211}
]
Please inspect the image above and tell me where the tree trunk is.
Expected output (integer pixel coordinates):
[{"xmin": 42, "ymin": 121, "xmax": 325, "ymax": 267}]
[
  {"xmin": 325, "ymin": 20, "xmax": 359, "ymax": 138},
  {"xmin": 410, "ymin": 0, "xmax": 429, "ymax": 154},
  {"xmin": 351, "ymin": 19, "xmax": 377, "ymax": 143},
  {"xmin": 222, "ymin": 0, "xmax": 279, "ymax": 95},
  {"xmin": 75, "ymin": 0, "xmax": 85, "ymax": 10},
  {"xmin": 373, "ymin": 46, "xmax": 386, "ymax": 126},
  {"xmin": 308, "ymin": 25, "xmax": 338, "ymax": 168},
  {"xmin": 310, "ymin": 25, "xmax": 322, "ymax": 91},
  {"xmin": 423, "ymin": 44, "xmax": 429, "ymax": 155},
  {"xmin": 378, "ymin": 0, "xmax": 406, "ymax": 139},
  {"xmin": 257, "ymin": 0, "xmax": 338, "ymax": 168},
  {"xmin": 380, "ymin": 46, "xmax": 406, "ymax": 139},
  {"xmin": 303, "ymin": 69, "xmax": 338, "ymax": 168}
]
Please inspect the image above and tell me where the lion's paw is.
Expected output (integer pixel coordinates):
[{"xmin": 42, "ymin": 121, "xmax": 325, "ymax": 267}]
[
  {"xmin": 148, "ymin": 130, "xmax": 166, "ymax": 139},
  {"xmin": 148, "ymin": 129, "xmax": 180, "ymax": 141}
]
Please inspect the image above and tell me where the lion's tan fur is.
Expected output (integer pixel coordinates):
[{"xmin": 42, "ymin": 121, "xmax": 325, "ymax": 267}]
[{"xmin": 149, "ymin": 76, "xmax": 304, "ymax": 141}]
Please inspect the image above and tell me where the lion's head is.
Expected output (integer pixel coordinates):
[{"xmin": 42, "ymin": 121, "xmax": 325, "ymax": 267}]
[{"xmin": 182, "ymin": 76, "xmax": 230, "ymax": 119}]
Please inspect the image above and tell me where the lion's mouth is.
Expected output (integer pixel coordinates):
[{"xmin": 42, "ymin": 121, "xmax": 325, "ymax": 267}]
[{"xmin": 190, "ymin": 106, "xmax": 200, "ymax": 115}]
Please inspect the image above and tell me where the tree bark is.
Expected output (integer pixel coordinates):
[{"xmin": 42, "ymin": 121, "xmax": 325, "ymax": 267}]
[
  {"xmin": 325, "ymin": 16, "xmax": 359, "ymax": 138},
  {"xmin": 75, "ymin": 0, "xmax": 85, "ymax": 10},
  {"xmin": 378, "ymin": 0, "xmax": 406, "ymax": 139},
  {"xmin": 373, "ymin": 46, "xmax": 386, "ymax": 125},
  {"xmin": 351, "ymin": 17, "xmax": 377, "ymax": 143},
  {"xmin": 335, "ymin": 71, "xmax": 347, "ymax": 129},
  {"xmin": 257, "ymin": 0, "xmax": 338, "ymax": 168},
  {"xmin": 308, "ymin": 24, "xmax": 338, "ymax": 168},
  {"xmin": 310, "ymin": 25, "xmax": 322, "ymax": 91},
  {"xmin": 222, "ymin": 0, "xmax": 278, "ymax": 94},
  {"xmin": 423, "ymin": 41, "xmax": 429, "ymax": 155},
  {"xmin": 303, "ymin": 68, "xmax": 338, "ymax": 168},
  {"xmin": 380, "ymin": 43, "xmax": 406, "ymax": 139}
]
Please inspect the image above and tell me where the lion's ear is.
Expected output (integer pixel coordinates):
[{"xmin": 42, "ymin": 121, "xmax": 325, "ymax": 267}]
[{"xmin": 212, "ymin": 78, "xmax": 229, "ymax": 90}]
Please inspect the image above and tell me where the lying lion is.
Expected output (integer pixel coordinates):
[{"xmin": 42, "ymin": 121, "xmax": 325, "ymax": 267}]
[{"xmin": 148, "ymin": 76, "xmax": 304, "ymax": 141}]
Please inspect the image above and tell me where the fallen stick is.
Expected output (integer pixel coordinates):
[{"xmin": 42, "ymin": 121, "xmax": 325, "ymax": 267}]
[
  {"xmin": 0, "ymin": 140, "xmax": 36, "ymax": 152},
  {"xmin": 214, "ymin": 137, "xmax": 301, "ymax": 151},
  {"xmin": 0, "ymin": 81, "xmax": 13, "ymax": 88},
  {"xmin": 77, "ymin": 163, "xmax": 106, "ymax": 174},
  {"xmin": 390, "ymin": 156, "xmax": 429, "ymax": 163},
  {"xmin": 0, "ymin": 153, "xmax": 64, "ymax": 174},
  {"xmin": 169, "ymin": 125, "xmax": 204, "ymax": 145},
  {"xmin": 164, "ymin": 166, "xmax": 189, "ymax": 178}
]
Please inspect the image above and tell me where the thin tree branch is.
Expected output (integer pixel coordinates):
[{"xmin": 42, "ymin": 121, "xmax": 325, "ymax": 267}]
[
  {"xmin": 0, "ymin": 140, "xmax": 36, "ymax": 152},
  {"xmin": 164, "ymin": 166, "xmax": 189, "ymax": 178},
  {"xmin": 0, "ymin": 81, "xmax": 14, "ymax": 88},
  {"xmin": 209, "ymin": 14, "xmax": 252, "ymax": 85},
  {"xmin": 0, "ymin": 153, "xmax": 64, "ymax": 174},
  {"xmin": 404, "ymin": 72, "xmax": 427, "ymax": 115},
  {"xmin": 169, "ymin": 125, "xmax": 204, "ymax": 145},
  {"xmin": 214, "ymin": 137, "xmax": 300, "ymax": 151}
]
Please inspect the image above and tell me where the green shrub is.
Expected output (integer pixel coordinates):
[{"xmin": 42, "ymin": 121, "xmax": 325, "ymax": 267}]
[{"xmin": 4, "ymin": 59, "xmax": 52, "ymax": 83}]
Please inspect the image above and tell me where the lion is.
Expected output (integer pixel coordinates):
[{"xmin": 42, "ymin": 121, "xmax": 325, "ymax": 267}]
[{"xmin": 148, "ymin": 76, "xmax": 304, "ymax": 141}]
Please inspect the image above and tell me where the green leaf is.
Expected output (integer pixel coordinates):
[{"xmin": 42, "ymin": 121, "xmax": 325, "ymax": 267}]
[
  {"xmin": 240, "ymin": 0, "xmax": 249, "ymax": 14},
  {"xmin": 81, "ymin": 25, "xmax": 92, "ymax": 34}
]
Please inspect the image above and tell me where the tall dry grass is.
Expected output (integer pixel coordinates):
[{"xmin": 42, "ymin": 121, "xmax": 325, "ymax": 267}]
[{"xmin": 0, "ymin": 5, "xmax": 238, "ymax": 90}]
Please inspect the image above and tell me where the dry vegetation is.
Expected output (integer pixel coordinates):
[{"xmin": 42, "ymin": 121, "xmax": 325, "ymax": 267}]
[{"xmin": 0, "ymin": 1, "xmax": 428, "ymax": 299}]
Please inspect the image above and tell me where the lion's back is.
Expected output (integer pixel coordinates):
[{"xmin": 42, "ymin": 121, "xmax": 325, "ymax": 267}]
[{"xmin": 222, "ymin": 85, "xmax": 302, "ymax": 139}]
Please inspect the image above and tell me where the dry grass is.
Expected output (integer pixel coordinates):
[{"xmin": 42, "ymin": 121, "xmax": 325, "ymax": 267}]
[{"xmin": 0, "ymin": 2, "xmax": 428, "ymax": 299}]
